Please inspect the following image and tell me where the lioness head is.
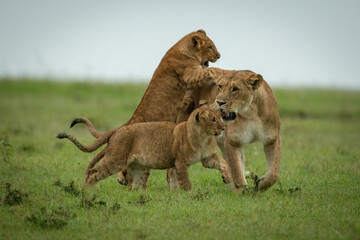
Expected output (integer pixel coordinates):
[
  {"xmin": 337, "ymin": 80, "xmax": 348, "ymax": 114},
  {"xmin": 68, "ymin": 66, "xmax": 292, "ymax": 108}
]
[
  {"xmin": 191, "ymin": 107, "xmax": 224, "ymax": 136},
  {"xmin": 184, "ymin": 29, "xmax": 221, "ymax": 68},
  {"xmin": 215, "ymin": 70, "xmax": 263, "ymax": 121}
]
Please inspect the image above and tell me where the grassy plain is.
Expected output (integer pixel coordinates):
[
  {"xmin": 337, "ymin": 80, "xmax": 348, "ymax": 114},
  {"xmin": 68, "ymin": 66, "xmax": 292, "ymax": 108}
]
[{"xmin": 0, "ymin": 80, "xmax": 359, "ymax": 239}]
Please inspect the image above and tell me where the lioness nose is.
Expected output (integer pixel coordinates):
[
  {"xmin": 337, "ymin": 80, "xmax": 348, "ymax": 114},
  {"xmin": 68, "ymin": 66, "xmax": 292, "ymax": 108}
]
[{"xmin": 217, "ymin": 101, "xmax": 227, "ymax": 106}]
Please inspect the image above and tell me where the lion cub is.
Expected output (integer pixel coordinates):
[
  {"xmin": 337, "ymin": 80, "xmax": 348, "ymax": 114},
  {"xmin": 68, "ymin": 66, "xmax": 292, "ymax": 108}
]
[{"xmin": 57, "ymin": 107, "xmax": 228, "ymax": 190}]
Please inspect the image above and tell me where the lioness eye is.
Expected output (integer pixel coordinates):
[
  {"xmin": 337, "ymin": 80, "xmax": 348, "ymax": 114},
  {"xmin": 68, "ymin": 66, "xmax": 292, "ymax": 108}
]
[
  {"xmin": 218, "ymin": 85, "xmax": 222, "ymax": 89},
  {"xmin": 232, "ymin": 87, "xmax": 239, "ymax": 92},
  {"xmin": 212, "ymin": 118, "xmax": 216, "ymax": 122}
]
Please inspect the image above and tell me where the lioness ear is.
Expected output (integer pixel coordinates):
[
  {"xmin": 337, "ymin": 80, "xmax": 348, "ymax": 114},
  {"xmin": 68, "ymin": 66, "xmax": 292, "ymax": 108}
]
[
  {"xmin": 247, "ymin": 74, "xmax": 263, "ymax": 90},
  {"xmin": 192, "ymin": 36, "xmax": 201, "ymax": 48},
  {"xmin": 195, "ymin": 112, "xmax": 200, "ymax": 122},
  {"xmin": 197, "ymin": 29, "xmax": 207, "ymax": 36}
]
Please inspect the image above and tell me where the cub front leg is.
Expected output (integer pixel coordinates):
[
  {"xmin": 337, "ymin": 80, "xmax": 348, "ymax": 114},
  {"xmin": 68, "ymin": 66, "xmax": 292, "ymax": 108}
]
[
  {"xmin": 201, "ymin": 153, "xmax": 232, "ymax": 184},
  {"xmin": 257, "ymin": 137, "xmax": 281, "ymax": 191},
  {"xmin": 174, "ymin": 160, "xmax": 192, "ymax": 191},
  {"xmin": 224, "ymin": 139, "xmax": 247, "ymax": 192}
]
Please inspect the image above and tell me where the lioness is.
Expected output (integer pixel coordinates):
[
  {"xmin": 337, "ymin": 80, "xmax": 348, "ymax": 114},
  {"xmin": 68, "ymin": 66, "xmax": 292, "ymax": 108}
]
[
  {"xmin": 57, "ymin": 107, "xmax": 229, "ymax": 190},
  {"xmin": 215, "ymin": 70, "xmax": 281, "ymax": 191}
]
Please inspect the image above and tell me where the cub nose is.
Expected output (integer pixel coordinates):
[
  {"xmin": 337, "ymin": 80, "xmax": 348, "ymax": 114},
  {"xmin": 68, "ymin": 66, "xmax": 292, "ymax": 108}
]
[{"xmin": 217, "ymin": 101, "xmax": 227, "ymax": 106}]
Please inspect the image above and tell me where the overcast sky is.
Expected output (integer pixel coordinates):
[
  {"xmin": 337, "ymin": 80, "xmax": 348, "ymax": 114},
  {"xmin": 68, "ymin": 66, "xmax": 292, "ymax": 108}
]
[{"xmin": 0, "ymin": 0, "xmax": 360, "ymax": 89}]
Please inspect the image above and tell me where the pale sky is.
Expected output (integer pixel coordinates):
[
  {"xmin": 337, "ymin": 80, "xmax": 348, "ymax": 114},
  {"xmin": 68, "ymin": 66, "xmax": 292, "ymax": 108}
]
[{"xmin": 1, "ymin": 0, "xmax": 360, "ymax": 89}]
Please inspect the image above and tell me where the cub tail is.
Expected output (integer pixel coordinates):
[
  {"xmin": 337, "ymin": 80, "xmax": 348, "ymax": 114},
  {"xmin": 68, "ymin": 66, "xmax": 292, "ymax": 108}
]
[{"xmin": 57, "ymin": 128, "xmax": 116, "ymax": 153}]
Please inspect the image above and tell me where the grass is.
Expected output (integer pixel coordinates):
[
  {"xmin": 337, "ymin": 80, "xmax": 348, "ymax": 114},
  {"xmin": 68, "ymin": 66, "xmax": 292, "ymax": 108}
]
[{"xmin": 0, "ymin": 79, "xmax": 359, "ymax": 239}]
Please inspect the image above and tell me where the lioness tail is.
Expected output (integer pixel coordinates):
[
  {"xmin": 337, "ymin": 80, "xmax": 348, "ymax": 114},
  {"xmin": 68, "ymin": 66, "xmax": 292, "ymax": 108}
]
[{"xmin": 70, "ymin": 117, "xmax": 101, "ymax": 138}]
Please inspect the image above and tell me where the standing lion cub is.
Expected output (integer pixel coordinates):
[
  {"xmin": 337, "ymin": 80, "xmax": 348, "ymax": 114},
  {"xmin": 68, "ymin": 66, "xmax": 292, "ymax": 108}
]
[{"xmin": 57, "ymin": 107, "xmax": 231, "ymax": 190}]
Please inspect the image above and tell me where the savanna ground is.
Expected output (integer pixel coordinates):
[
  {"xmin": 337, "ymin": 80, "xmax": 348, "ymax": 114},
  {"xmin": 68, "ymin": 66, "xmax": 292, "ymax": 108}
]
[{"xmin": 0, "ymin": 80, "xmax": 359, "ymax": 240}]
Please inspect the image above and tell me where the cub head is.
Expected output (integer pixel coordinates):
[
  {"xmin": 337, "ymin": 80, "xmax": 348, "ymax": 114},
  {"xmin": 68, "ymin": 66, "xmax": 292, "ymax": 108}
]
[
  {"xmin": 191, "ymin": 107, "xmax": 224, "ymax": 136},
  {"xmin": 185, "ymin": 29, "xmax": 221, "ymax": 68},
  {"xmin": 215, "ymin": 70, "xmax": 263, "ymax": 121}
]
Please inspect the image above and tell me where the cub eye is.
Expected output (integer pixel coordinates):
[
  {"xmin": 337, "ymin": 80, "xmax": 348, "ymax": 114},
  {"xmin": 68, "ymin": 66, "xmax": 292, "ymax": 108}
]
[
  {"xmin": 232, "ymin": 87, "xmax": 239, "ymax": 92},
  {"xmin": 212, "ymin": 118, "xmax": 216, "ymax": 122},
  {"xmin": 218, "ymin": 85, "xmax": 222, "ymax": 90},
  {"xmin": 209, "ymin": 46, "xmax": 214, "ymax": 51}
]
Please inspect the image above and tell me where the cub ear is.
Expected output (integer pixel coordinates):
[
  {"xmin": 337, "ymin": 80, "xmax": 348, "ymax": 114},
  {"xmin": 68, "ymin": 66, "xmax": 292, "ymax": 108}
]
[
  {"xmin": 247, "ymin": 74, "xmax": 263, "ymax": 90},
  {"xmin": 197, "ymin": 29, "xmax": 207, "ymax": 36},
  {"xmin": 192, "ymin": 36, "xmax": 201, "ymax": 48},
  {"xmin": 195, "ymin": 112, "xmax": 200, "ymax": 122}
]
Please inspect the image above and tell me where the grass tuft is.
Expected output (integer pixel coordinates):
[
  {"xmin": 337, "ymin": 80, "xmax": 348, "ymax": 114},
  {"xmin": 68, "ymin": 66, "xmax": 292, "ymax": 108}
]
[
  {"xmin": 54, "ymin": 179, "xmax": 80, "ymax": 197},
  {"xmin": 25, "ymin": 207, "xmax": 75, "ymax": 229},
  {"xmin": 1, "ymin": 183, "xmax": 28, "ymax": 206}
]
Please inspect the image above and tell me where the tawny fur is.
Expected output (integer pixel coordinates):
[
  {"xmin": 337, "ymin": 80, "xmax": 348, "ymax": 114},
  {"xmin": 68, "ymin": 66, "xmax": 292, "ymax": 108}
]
[{"xmin": 58, "ymin": 108, "xmax": 231, "ymax": 190}]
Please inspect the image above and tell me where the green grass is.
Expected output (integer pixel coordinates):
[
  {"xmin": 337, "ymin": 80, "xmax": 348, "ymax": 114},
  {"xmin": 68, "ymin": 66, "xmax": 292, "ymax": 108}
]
[{"xmin": 0, "ymin": 80, "xmax": 359, "ymax": 240}]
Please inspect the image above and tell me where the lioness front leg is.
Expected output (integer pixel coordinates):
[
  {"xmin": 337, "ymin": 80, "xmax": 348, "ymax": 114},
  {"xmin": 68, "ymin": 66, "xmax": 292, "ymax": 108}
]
[
  {"xmin": 257, "ymin": 137, "xmax": 281, "ymax": 191},
  {"xmin": 174, "ymin": 160, "xmax": 192, "ymax": 191},
  {"xmin": 176, "ymin": 89, "xmax": 195, "ymax": 123},
  {"xmin": 201, "ymin": 153, "xmax": 232, "ymax": 184},
  {"xmin": 224, "ymin": 140, "xmax": 247, "ymax": 192}
]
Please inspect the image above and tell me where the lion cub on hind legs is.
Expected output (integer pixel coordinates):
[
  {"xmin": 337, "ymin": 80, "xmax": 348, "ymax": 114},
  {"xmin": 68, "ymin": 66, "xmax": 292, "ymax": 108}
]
[{"xmin": 57, "ymin": 107, "xmax": 227, "ymax": 190}]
